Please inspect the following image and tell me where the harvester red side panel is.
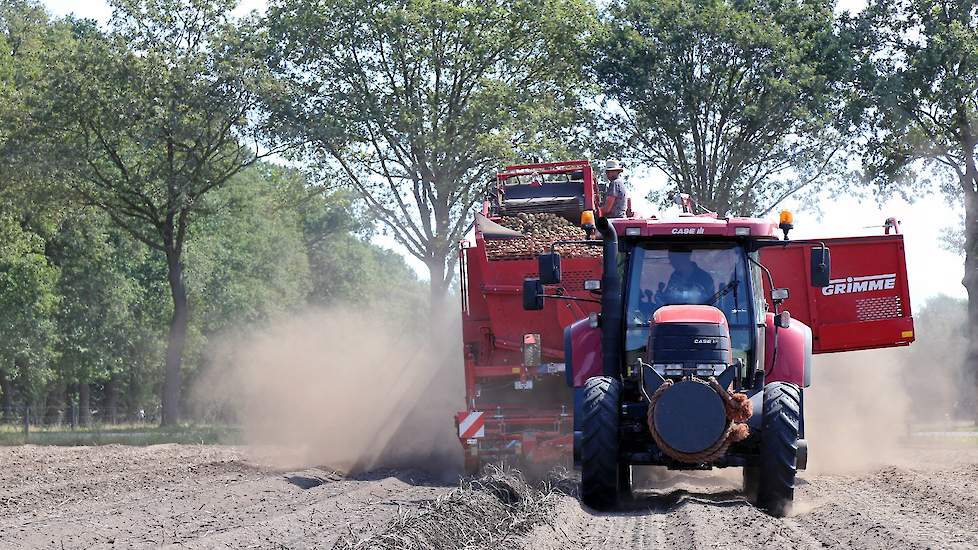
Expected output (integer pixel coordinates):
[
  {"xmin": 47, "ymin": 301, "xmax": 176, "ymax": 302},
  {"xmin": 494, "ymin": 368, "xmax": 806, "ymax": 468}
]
[
  {"xmin": 456, "ymin": 160, "xmax": 604, "ymax": 472},
  {"xmin": 760, "ymin": 235, "xmax": 915, "ymax": 353}
]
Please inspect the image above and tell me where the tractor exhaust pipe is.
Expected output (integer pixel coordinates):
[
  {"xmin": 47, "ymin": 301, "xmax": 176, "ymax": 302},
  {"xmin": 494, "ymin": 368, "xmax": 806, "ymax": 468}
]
[{"xmin": 597, "ymin": 217, "xmax": 622, "ymax": 378}]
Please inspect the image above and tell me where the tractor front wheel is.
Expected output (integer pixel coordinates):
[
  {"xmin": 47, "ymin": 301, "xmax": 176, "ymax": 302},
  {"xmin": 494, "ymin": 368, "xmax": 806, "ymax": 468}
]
[
  {"xmin": 742, "ymin": 465, "xmax": 759, "ymax": 501},
  {"xmin": 581, "ymin": 376, "xmax": 622, "ymax": 510},
  {"xmin": 756, "ymin": 382, "xmax": 802, "ymax": 517}
]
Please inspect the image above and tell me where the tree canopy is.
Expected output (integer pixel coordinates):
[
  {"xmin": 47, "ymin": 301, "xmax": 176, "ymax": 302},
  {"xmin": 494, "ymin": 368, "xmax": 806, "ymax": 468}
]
[
  {"xmin": 1, "ymin": 0, "xmax": 977, "ymax": 427},
  {"xmin": 856, "ymin": 0, "xmax": 978, "ymax": 418},
  {"xmin": 595, "ymin": 0, "xmax": 854, "ymax": 215},
  {"xmin": 264, "ymin": 0, "xmax": 597, "ymax": 302}
]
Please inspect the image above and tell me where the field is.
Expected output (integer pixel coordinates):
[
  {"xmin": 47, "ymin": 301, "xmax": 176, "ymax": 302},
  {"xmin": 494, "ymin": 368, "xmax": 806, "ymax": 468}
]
[{"xmin": 2, "ymin": 442, "xmax": 978, "ymax": 549}]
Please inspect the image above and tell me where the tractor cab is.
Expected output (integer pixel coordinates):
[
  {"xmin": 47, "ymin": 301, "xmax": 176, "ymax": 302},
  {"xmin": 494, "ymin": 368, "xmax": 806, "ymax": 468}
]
[{"xmin": 624, "ymin": 242, "xmax": 759, "ymax": 381}]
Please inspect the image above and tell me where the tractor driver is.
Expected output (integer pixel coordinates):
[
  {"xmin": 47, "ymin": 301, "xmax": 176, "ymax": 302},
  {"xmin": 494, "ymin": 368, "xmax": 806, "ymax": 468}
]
[
  {"xmin": 602, "ymin": 160, "xmax": 627, "ymax": 218},
  {"xmin": 657, "ymin": 250, "xmax": 715, "ymax": 306}
]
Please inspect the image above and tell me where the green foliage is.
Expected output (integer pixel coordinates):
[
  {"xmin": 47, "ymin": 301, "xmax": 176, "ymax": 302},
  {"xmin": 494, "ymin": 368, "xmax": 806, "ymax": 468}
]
[
  {"xmin": 0, "ymin": 0, "xmax": 71, "ymax": 196},
  {"xmin": 47, "ymin": 208, "xmax": 139, "ymax": 385},
  {"xmin": 856, "ymin": 3, "xmax": 978, "ymax": 421},
  {"xmin": 0, "ymin": 216, "xmax": 59, "ymax": 380},
  {"xmin": 595, "ymin": 0, "xmax": 854, "ymax": 215},
  {"xmin": 857, "ymin": 0, "xmax": 978, "ymax": 198},
  {"xmin": 264, "ymin": 0, "xmax": 597, "ymax": 297},
  {"xmin": 40, "ymin": 0, "xmax": 277, "ymax": 253},
  {"xmin": 26, "ymin": 0, "xmax": 293, "ymax": 424},
  {"xmin": 185, "ymin": 164, "xmax": 312, "ymax": 333}
]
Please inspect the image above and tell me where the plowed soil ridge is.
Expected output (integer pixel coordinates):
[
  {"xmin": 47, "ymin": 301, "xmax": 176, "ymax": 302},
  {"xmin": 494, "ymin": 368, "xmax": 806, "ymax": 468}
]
[
  {"xmin": 522, "ymin": 448, "xmax": 978, "ymax": 550},
  {"xmin": 2, "ymin": 445, "xmax": 977, "ymax": 549}
]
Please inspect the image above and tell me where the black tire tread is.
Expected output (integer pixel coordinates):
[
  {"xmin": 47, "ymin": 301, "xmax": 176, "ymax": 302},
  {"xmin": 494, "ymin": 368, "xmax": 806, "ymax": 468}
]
[
  {"xmin": 757, "ymin": 382, "xmax": 801, "ymax": 517},
  {"xmin": 581, "ymin": 376, "xmax": 621, "ymax": 510}
]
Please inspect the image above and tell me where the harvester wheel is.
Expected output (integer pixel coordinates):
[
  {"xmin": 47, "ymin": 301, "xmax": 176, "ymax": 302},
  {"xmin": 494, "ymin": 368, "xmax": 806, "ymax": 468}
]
[
  {"xmin": 581, "ymin": 376, "xmax": 622, "ymax": 510},
  {"xmin": 757, "ymin": 382, "xmax": 801, "ymax": 517}
]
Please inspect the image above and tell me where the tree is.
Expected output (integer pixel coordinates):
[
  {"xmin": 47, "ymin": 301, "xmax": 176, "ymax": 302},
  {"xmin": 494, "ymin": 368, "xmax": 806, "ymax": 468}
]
[
  {"xmin": 39, "ymin": 0, "xmax": 280, "ymax": 425},
  {"xmin": 856, "ymin": 0, "xmax": 978, "ymax": 421},
  {"xmin": 0, "ymin": 0, "xmax": 67, "ymax": 197},
  {"xmin": 48, "ymin": 208, "xmax": 138, "ymax": 426},
  {"xmin": 595, "ymin": 0, "xmax": 854, "ymax": 216},
  {"xmin": 0, "ymin": 215, "xmax": 59, "ymax": 422},
  {"xmin": 264, "ymin": 0, "xmax": 597, "ymax": 306},
  {"xmin": 184, "ymin": 163, "xmax": 312, "ymax": 335}
]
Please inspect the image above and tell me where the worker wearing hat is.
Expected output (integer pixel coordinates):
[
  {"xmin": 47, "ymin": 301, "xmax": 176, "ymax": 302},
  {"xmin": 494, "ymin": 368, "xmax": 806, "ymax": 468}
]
[{"xmin": 603, "ymin": 159, "xmax": 627, "ymax": 218}]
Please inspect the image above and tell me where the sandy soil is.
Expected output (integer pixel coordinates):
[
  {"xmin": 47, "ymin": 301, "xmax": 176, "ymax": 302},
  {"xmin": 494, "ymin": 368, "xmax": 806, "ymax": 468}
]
[
  {"xmin": 3, "ymin": 444, "xmax": 978, "ymax": 549},
  {"xmin": 0, "ymin": 445, "xmax": 454, "ymax": 549},
  {"xmin": 525, "ymin": 447, "xmax": 978, "ymax": 550}
]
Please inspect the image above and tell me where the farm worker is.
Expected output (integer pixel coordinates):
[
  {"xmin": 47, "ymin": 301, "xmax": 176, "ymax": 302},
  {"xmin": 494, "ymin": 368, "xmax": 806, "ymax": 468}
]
[{"xmin": 603, "ymin": 159, "xmax": 627, "ymax": 218}]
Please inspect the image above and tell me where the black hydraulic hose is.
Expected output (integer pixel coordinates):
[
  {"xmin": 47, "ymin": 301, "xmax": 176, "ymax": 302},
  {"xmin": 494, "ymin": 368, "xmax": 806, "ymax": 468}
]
[{"xmin": 596, "ymin": 217, "xmax": 623, "ymax": 378}]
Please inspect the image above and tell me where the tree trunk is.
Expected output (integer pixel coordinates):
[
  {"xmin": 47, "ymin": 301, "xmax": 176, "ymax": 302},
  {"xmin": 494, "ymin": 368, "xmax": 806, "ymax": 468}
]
[
  {"xmin": 79, "ymin": 382, "xmax": 91, "ymax": 427},
  {"xmin": 44, "ymin": 380, "xmax": 65, "ymax": 425},
  {"xmin": 16, "ymin": 358, "xmax": 30, "ymax": 426},
  {"xmin": 961, "ymin": 170, "xmax": 978, "ymax": 425},
  {"xmin": 65, "ymin": 384, "xmax": 75, "ymax": 429},
  {"xmin": 161, "ymin": 247, "xmax": 189, "ymax": 427},
  {"xmin": 0, "ymin": 369, "xmax": 14, "ymax": 424},
  {"xmin": 127, "ymin": 368, "xmax": 140, "ymax": 422},
  {"xmin": 426, "ymin": 255, "xmax": 451, "ymax": 328},
  {"xmin": 105, "ymin": 374, "xmax": 118, "ymax": 425}
]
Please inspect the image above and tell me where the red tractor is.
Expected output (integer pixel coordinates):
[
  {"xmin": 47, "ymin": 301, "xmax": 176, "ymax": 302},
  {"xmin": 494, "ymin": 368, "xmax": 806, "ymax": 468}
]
[{"xmin": 522, "ymin": 206, "xmax": 914, "ymax": 516}]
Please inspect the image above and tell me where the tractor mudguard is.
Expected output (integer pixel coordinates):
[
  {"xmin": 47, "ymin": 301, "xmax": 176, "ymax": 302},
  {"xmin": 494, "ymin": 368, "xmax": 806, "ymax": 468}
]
[
  {"xmin": 763, "ymin": 313, "xmax": 812, "ymax": 387},
  {"xmin": 564, "ymin": 317, "xmax": 602, "ymax": 387}
]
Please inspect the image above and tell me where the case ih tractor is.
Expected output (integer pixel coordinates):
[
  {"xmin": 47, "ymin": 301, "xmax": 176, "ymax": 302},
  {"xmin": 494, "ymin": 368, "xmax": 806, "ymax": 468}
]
[{"xmin": 520, "ymin": 197, "xmax": 914, "ymax": 516}]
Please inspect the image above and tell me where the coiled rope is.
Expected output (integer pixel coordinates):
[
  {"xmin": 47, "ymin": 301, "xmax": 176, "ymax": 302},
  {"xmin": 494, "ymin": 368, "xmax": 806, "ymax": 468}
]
[{"xmin": 646, "ymin": 377, "xmax": 753, "ymax": 464}]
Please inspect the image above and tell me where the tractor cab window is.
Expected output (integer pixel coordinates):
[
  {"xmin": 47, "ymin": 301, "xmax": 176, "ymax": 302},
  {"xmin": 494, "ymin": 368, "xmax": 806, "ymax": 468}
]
[{"xmin": 624, "ymin": 243, "xmax": 753, "ymax": 365}]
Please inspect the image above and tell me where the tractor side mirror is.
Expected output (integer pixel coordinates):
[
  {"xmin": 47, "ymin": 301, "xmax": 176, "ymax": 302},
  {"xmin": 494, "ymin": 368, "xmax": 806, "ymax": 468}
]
[
  {"xmin": 522, "ymin": 278, "xmax": 544, "ymax": 310},
  {"xmin": 810, "ymin": 247, "xmax": 831, "ymax": 287},
  {"xmin": 538, "ymin": 252, "xmax": 562, "ymax": 285}
]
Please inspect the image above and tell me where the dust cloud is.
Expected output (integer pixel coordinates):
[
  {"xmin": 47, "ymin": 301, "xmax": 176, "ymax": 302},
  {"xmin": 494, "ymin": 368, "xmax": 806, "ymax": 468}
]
[
  {"xmin": 806, "ymin": 343, "xmax": 962, "ymax": 474},
  {"xmin": 805, "ymin": 348, "xmax": 913, "ymax": 473},
  {"xmin": 192, "ymin": 306, "xmax": 464, "ymax": 477}
]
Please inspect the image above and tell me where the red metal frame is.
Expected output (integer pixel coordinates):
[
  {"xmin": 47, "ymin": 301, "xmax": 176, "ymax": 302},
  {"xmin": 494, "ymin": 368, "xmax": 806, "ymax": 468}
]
[
  {"xmin": 458, "ymin": 161, "xmax": 603, "ymax": 470},
  {"xmin": 494, "ymin": 160, "xmax": 602, "ymax": 215},
  {"xmin": 760, "ymin": 235, "xmax": 915, "ymax": 353}
]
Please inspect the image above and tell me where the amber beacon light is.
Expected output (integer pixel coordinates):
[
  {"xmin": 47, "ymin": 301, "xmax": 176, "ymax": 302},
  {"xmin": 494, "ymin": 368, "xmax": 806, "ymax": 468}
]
[{"xmin": 779, "ymin": 210, "xmax": 794, "ymax": 240}]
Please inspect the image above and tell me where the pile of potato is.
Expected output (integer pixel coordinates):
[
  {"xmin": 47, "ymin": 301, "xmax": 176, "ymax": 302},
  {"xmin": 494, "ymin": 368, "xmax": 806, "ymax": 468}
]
[{"xmin": 484, "ymin": 213, "xmax": 602, "ymax": 260}]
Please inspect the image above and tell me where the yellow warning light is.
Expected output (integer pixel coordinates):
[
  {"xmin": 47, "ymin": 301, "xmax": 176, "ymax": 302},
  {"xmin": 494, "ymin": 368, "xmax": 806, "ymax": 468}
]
[
  {"xmin": 779, "ymin": 210, "xmax": 794, "ymax": 226},
  {"xmin": 581, "ymin": 210, "xmax": 596, "ymax": 227},
  {"xmin": 901, "ymin": 330, "xmax": 914, "ymax": 339}
]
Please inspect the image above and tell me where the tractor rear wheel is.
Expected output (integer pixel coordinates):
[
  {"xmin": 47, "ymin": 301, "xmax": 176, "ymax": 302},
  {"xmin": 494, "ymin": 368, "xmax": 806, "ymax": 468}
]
[
  {"xmin": 581, "ymin": 376, "xmax": 622, "ymax": 510},
  {"xmin": 757, "ymin": 382, "xmax": 801, "ymax": 517}
]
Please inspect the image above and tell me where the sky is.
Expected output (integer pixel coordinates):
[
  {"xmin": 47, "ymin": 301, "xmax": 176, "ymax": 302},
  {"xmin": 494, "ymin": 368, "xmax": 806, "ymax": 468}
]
[{"xmin": 41, "ymin": 0, "xmax": 966, "ymax": 309}]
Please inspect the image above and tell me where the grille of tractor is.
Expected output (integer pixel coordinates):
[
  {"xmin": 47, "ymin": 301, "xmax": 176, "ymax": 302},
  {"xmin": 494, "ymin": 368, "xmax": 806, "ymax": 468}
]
[{"xmin": 648, "ymin": 322, "xmax": 730, "ymax": 366}]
